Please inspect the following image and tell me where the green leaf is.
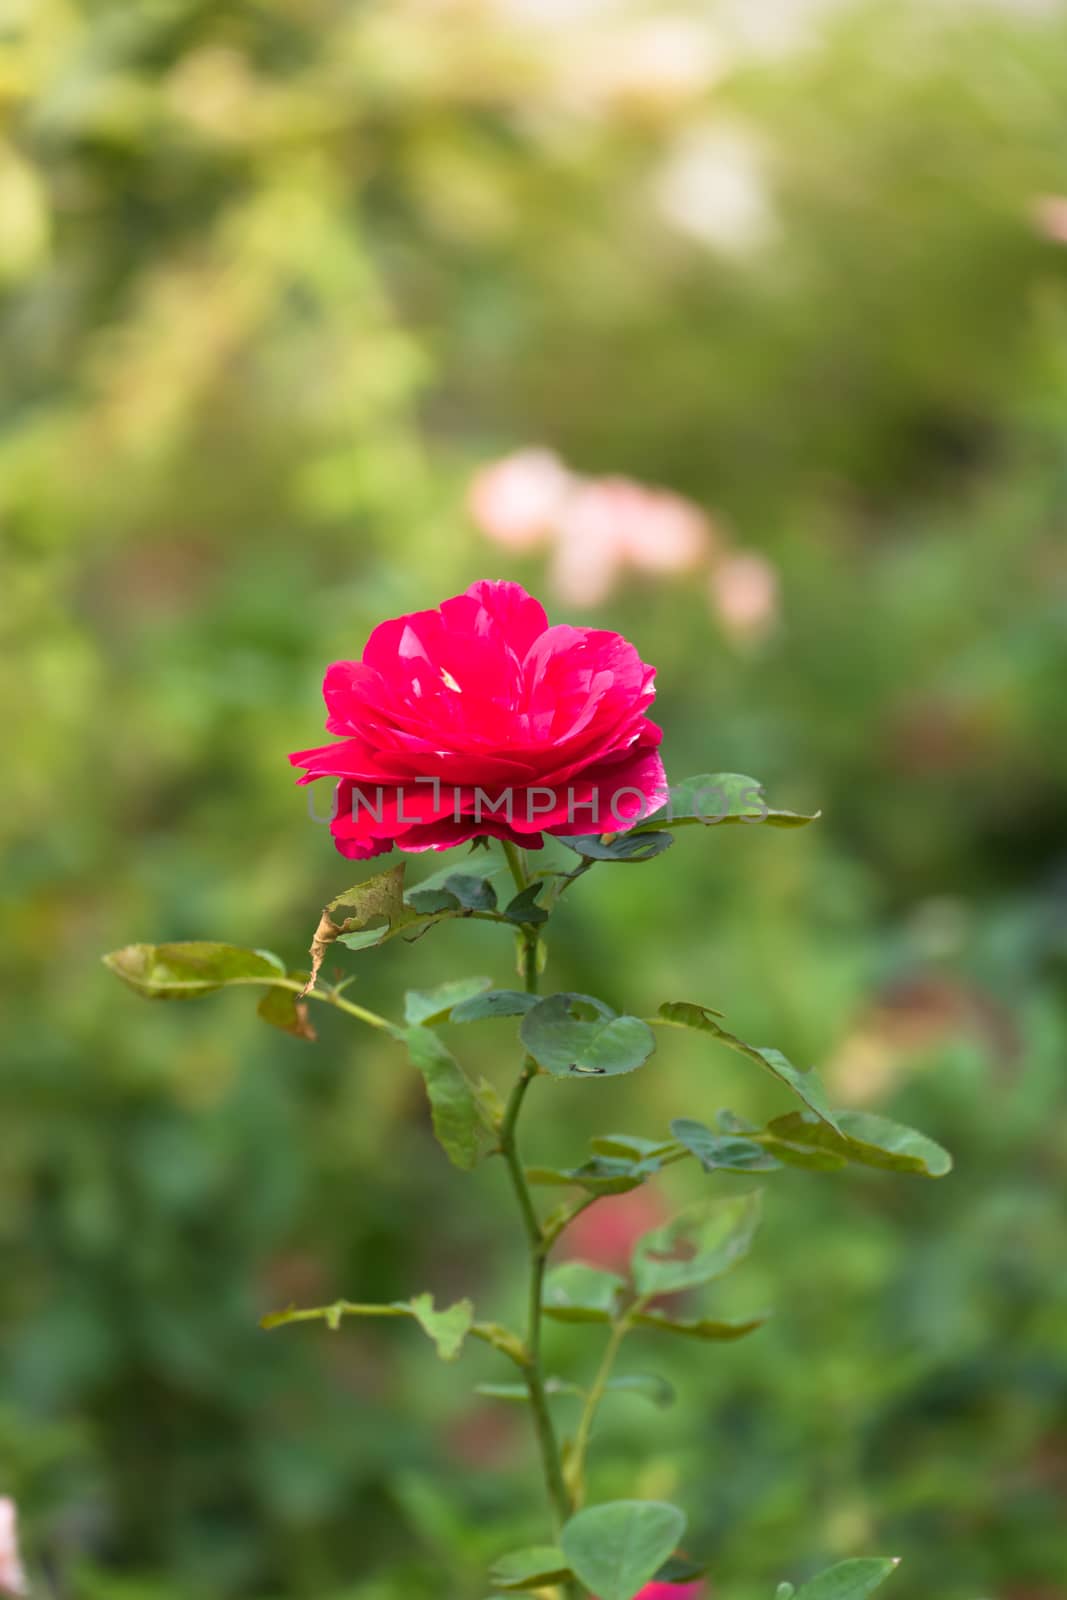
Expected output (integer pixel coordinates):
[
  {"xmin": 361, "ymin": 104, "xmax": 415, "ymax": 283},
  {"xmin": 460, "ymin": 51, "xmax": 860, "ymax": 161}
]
[
  {"xmin": 671, "ymin": 1118, "xmax": 782, "ymax": 1172},
  {"xmin": 404, "ymin": 1026, "xmax": 482, "ymax": 1170},
  {"xmin": 632, "ymin": 1192, "xmax": 763, "ymax": 1297},
  {"xmin": 560, "ymin": 1501, "xmax": 686, "ymax": 1600},
  {"xmin": 450, "ymin": 988, "xmax": 540, "ymax": 1022},
  {"xmin": 633, "ymin": 1308, "xmax": 768, "ymax": 1342},
  {"xmin": 543, "ymin": 1262, "xmax": 627, "ymax": 1324},
  {"xmin": 657, "ymin": 1002, "xmax": 841, "ymax": 1132},
  {"xmin": 256, "ymin": 985, "xmax": 317, "ymax": 1041},
  {"xmin": 767, "ymin": 1110, "xmax": 952, "ymax": 1178},
  {"xmin": 502, "ymin": 881, "xmax": 549, "ymax": 925},
  {"xmin": 794, "ymin": 1558, "xmax": 900, "ymax": 1599},
  {"xmin": 526, "ymin": 1155, "xmax": 661, "ymax": 1195},
  {"xmin": 476, "ymin": 1377, "xmax": 584, "ymax": 1402},
  {"xmin": 103, "ymin": 942, "xmax": 285, "ymax": 998},
  {"xmin": 603, "ymin": 1372, "xmax": 676, "ymax": 1408},
  {"xmin": 590, "ymin": 1133, "xmax": 679, "ymax": 1161},
  {"xmin": 404, "ymin": 976, "xmax": 493, "ymax": 1026},
  {"xmin": 521, "ymin": 993, "xmax": 656, "ymax": 1079},
  {"xmin": 488, "ymin": 1547, "xmax": 572, "ymax": 1591},
  {"xmin": 558, "ymin": 829, "xmax": 675, "ymax": 863},
  {"xmin": 636, "ymin": 773, "xmax": 819, "ymax": 831},
  {"xmin": 310, "ymin": 863, "xmax": 413, "ymax": 977},
  {"xmin": 656, "ymin": 1556, "xmax": 708, "ymax": 1584},
  {"xmin": 261, "ymin": 1293, "xmax": 473, "ymax": 1361}
]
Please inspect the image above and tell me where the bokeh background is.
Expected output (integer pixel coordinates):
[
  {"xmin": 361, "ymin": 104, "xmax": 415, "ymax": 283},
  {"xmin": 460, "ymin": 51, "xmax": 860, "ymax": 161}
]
[{"xmin": 3, "ymin": 1, "xmax": 1067, "ymax": 1596}]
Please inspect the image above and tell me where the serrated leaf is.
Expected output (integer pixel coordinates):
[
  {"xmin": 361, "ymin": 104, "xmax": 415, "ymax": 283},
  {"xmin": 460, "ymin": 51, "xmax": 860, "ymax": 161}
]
[
  {"xmin": 767, "ymin": 1111, "xmax": 952, "ymax": 1178},
  {"xmin": 543, "ymin": 1262, "xmax": 627, "ymax": 1324},
  {"xmin": 561, "ymin": 1501, "xmax": 686, "ymax": 1600},
  {"xmin": 305, "ymin": 863, "xmax": 414, "ymax": 984},
  {"xmin": 450, "ymin": 989, "xmax": 540, "ymax": 1022},
  {"xmin": 794, "ymin": 1558, "xmax": 900, "ymax": 1599},
  {"xmin": 435, "ymin": 871, "xmax": 498, "ymax": 911},
  {"xmin": 671, "ymin": 1118, "xmax": 782, "ymax": 1173},
  {"xmin": 557, "ymin": 830, "xmax": 675, "ymax": 863},
  {"xmin": 404, "ymin": 976, "xmax": 493, "ymax": 1026},
  {"xmin": 404, "ymin": 1025, "xmax": 482, "ymax": 1170},
  {"xmin": 104, "ymin": 942, "xmax": 285, "ymax": 998},
  {"xmin": 521, "ymin": 993, "xmax": 656, "ymax": 1079},
  {"xmin": 632, "ymin": 1192, "xmax": 763, "ymax": 1297},
  {"xmin": 257, "ymin": 985, "xmax": 317, "ymax": 1041},
  {"xmin": 489, "ymin": 1546, "xmax": 572, "ymax": 1590},
  {"xmin": 636, "ymin": 773, "xmax": 819, "ymax": 831},
  {"xmin": 633, "ymin": 1308, "xmax": 768, "ymax": 1342},
  {"xmin": 657, "ymin": 1003, "xmax": 841, "ymax": 1132}
]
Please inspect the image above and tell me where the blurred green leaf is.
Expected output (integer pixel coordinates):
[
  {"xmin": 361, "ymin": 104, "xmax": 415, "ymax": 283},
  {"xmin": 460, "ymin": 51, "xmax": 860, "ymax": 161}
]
[
  {"xmin": 632, "ymin": 1193, "xmax": 763, "ymax": 1297},
  {"xmin": 657, "ymin": 1003, "xmax": 841, "ymax": 1132},
  {"xmin": 526, "ymin": 1155, "xmax": 660, "ymax": 1194},
  {"xmin": 404, "ymin": 1025, "xmax": 483, "ymax": 1170},
  {"xmin": 794, "ymin": 1558, "xmax": 900, "ymax": 1599},
  {"xmin": 543, "ymin": 1263, "xmax": 627, "ymax": 1324},
  {"xmin": 261, "ymin": 1293, "xmax": 474, "ymax": 1361},
  {"xmin": 767, "ymin": 1111, "xmax": 952, "ymax": 1178},
  {"xmin": 256, "ymin": 985, "xmax": 317, "ymax": 1041},
  {"xmin": 636, "ymin": 774, "xmax": 819, "ymax": 831},
  {"xmin": 403, "ymin": 976, "xmax": 493, "ymax": 1026},
  {"xmin": 488, "ymin": 1546, "xmax": 571, "ymax": 1590},
  {"xmin": 560, "ymin": 1500, "xmax": 686, "ymax": 1600},
  {"xmin": 521, "ymin": 993, "xmax": 656, "ymax": 1078},
  {"xmin": 633, "ymin": 1308, "xmax": 768, "ymax": 1342},
  {"xmin": 103, "ymin": 942, "xmax": 285, "ymax": 999},
  {"xmin": 450, "ymin": 988, "xmax": 540, "ymax": 1022},
  {"xmin": 671, "ymin": 1118, "xmax": 783, "ymax": 1172}
]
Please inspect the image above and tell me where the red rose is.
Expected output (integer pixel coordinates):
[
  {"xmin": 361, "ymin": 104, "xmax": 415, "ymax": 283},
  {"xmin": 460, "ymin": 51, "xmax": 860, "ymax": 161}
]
[{"xmin": 291, "ymin": 579, "xmax": 667, "ymax": 860}]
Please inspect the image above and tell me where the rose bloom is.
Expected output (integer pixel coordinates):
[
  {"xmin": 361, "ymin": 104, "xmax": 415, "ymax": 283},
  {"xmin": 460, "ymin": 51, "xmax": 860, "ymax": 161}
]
[
  {"xmin": 467, "ymin": 448, "xmax": 573, "ymax": 550},
  {"xmin": 291, "ymin": 579, "xmax": 667, "ymax": 859},
  {"xmin": 0, "ymin": 1499, "xmax": 27, "ymax": 1598},
  {"xmin": 560, "ymin": 1185, "xmax": 670, "ymax": 1274}
]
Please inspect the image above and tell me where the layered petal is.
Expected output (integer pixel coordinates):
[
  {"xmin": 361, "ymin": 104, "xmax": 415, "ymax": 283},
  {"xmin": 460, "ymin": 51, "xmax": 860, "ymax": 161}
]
[{"xmin": 291, "ymin": 579, "xmax": 665, "ymax": 858}]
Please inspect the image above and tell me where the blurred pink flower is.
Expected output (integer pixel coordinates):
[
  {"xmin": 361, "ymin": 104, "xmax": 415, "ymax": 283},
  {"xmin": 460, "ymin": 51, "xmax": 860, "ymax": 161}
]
[
  {"xmin": 552, "ymin": 476, "xmax": 710, "ymax": 604},
  {"xmin": 467, "ymin": 447, "xmax": 573, "ymax": 550},
  {"xmin": 0, "ymin": 1500, "xmax": 28, "ymax": 1598},
  {"xmin": 1032, "ymin": 194, "xmax": 1067, "ymax": 245},
  {"xmin": 708, "ymin": 551, "xmax": 779, "ymax": 642},
  {"xmin": 561, "ymin": 1185, "xmax": 670, "ymax": 1274}
]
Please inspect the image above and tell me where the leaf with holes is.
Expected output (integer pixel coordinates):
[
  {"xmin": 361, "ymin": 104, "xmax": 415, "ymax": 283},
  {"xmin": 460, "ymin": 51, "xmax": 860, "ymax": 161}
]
[
  {"xmin": 632, "ymin": 1192, "xmax": 763, "ymax": 1297},
  {"xmin": 521, "ymin": 993, "xmax": 656, "ymax": 1079}
]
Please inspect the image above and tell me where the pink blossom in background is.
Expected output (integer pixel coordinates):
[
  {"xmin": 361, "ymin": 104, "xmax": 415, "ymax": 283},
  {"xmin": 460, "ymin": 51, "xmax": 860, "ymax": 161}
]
[
  {"xmin": 708, "ymin": 550, "xmax": 780, "ymax": 643},
  {"xmin": 552, "ymin": 476, "xmax": 710, "ymax": 603},
  {"xmin": 0, "ymin": 1500, "xmax": 28, "ymax": 1598},
  {"xmin": 561, "ymin": 1185, "xmax": 670, "ymax": 1273},
  {"xmin": 290, "ymin": 579, "xmax": 667, "ymax": 859},
  {"xmin": 467, "ymin": 447, "xmax": 573, "ymax": 550},
  {"xmin": 1032, "ymin": 194, "xmax": 1067, "ymax": 245}
]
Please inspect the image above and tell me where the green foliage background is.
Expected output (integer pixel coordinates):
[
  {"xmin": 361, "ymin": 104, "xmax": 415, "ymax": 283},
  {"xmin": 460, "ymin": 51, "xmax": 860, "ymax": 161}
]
[{"xmin": 2, "ymin": 1, "xmax": 1066, "ymax": 1596}]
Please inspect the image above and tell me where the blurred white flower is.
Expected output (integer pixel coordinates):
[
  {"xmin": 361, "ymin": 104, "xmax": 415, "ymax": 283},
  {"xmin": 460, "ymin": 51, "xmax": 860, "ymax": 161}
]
[
  {"xmin": 656, "ymin": 123, "xmax": 775, "ymax": 255},
  {"xmin": 0, "ymin": 1500, "xmax": 28, "ymax": 1598},
  {"xmin": 709, "ymin": 550, "xmax": 780, "ymax": 641},
  {"xmin": 467, "ymin": 448, "xmax": 573, "ymax": 550},
  {"xmin": 560, "ymin": 20, "xmax": 725, "ymax": 115}
]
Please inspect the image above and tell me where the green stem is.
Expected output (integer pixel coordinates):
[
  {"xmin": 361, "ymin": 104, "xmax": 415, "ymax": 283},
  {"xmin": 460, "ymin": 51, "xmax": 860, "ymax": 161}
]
[
  {"xmin": 497, "ymin": 843, "xmax": 577, "ymax": 1558},
  {"xmin": 567, "ymin": 1301, "xmax": 643, "ymax": 1508}
]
